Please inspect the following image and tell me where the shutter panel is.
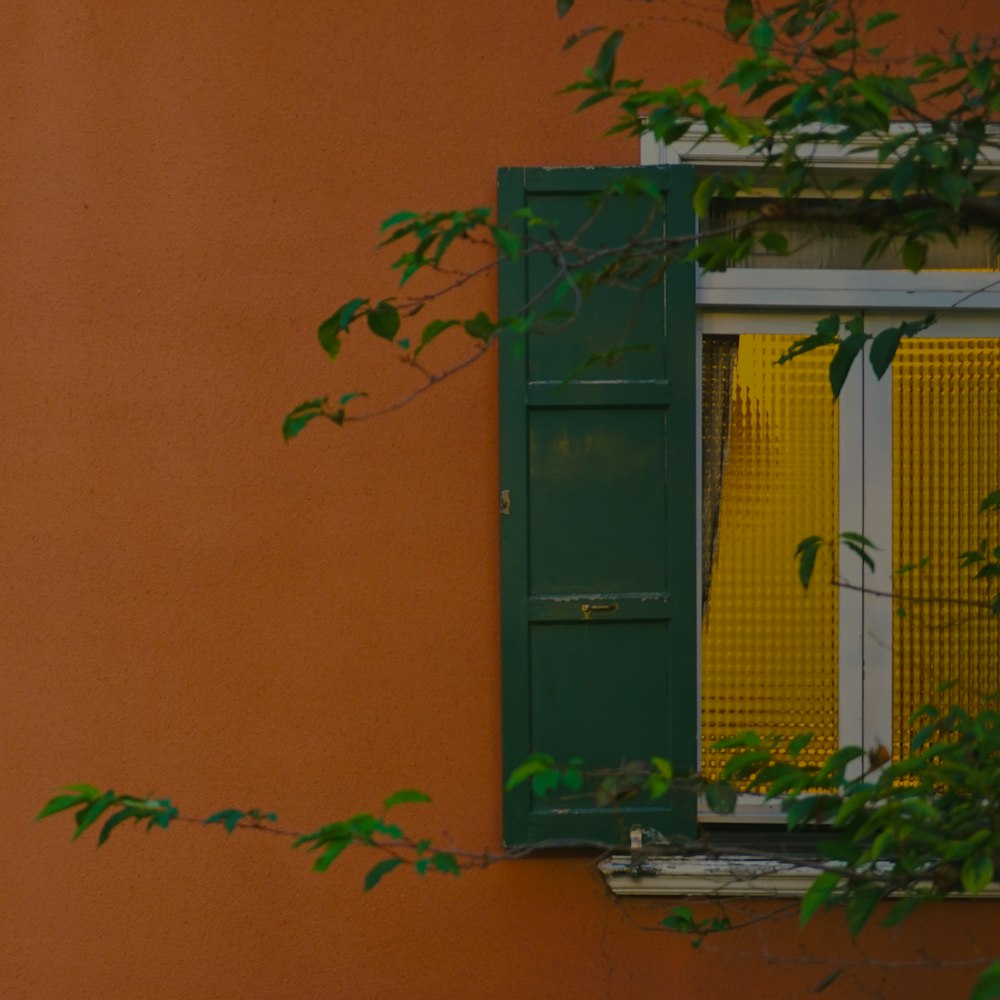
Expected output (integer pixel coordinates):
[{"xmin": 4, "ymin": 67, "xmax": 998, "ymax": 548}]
[{"xmin": 499, "ymin": 166, "xmax": 698, "ymax": 846}]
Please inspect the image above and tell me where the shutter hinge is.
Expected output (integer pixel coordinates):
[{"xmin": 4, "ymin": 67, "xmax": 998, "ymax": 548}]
[{"xmin": 499, "ymin": 489, "xmax": 511, "ymax": 516}]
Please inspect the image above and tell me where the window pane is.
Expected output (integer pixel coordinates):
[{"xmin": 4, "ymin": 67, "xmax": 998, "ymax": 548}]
[
  {"xmin": 892, "ymin": 338, "xmax": 1000, "ymax": 757},
  {"xmin": 709, "ymin": 200, "xmax": 1000, "ymax": 271},
  {"xmin": 701, "ymin": 335, "xmax": 840, "ymax": 779}
]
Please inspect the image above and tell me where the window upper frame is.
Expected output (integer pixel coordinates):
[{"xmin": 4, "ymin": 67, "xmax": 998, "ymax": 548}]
[{"xmin": 641, "ymin": 125, "xmax": 1000, "ymax": 311}]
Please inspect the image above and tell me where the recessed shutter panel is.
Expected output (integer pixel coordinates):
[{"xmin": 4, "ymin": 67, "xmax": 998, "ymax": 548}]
[{"xmin": 499, "ymin": 167, "xmax": 698, "ymax": 846}]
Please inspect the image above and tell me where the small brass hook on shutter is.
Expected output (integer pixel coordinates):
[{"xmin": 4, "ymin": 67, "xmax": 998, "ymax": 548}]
[
  {"xmin": 580, "ymin": 602, "xmax": 619, "ymax": 620},
  {"xmin": 499, "ymin": 489, "xmax": 511, "ymax": 516}
]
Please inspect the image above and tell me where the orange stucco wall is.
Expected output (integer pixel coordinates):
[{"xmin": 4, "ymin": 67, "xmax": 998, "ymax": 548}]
[{"xmin": 4, "ymin": 3, "xmax": 999, "ymax": 998}]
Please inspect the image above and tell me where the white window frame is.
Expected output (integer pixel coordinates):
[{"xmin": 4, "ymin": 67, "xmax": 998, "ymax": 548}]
[{"xmin": 640, "ymin": 131, "xmax": 1000, "ymax": 822}]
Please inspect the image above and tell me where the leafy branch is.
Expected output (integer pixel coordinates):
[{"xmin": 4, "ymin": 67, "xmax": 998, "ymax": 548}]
[
  {"xmin": 795, "ymin": 489, "xmax": 1000, "ymax": 615},
  {"xmin": 284, "ymin": 2, "xmax": 1000, "ymax": 436}
]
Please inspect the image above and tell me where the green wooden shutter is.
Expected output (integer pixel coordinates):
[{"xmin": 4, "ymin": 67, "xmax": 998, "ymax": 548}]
[{"xmin": 499, "ymin": 166, "xmax": 698, "ymax": 846}]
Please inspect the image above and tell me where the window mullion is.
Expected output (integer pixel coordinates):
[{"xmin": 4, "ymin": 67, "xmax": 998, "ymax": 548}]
[
  {"xmin": 838, "ymin": 354, "xmax": 865, "ymax": 761},
  {"xmin": 861, "ymin": 329, "xmax": 894, "ymax": 755}
]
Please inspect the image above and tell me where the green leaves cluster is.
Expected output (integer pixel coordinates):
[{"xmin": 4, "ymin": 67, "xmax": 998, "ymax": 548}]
[
  {"xmin": 661, "ymin": 906, "xmax": 730, "ymax": 948},
  {"xmin": 506, "ymin": 696, "xmax": 1000, "ymax": 986},
  {"xmin": 204, "ymin": 807, "xmax": 279, "ymax": 834},
  {"xmin": 287, "ymin": 2, "xmax": 1000, "ymax": 438},
  {"xmin": 283, "ymin": 202, "xmax": 547, "ymax": 437},
  {"xmin": 794, "ymin": 530, "xmax": 877, "ymax": 589},
  {"xmin": 958, "ymin": 493, "xmax": 1000, "ymax": 614},
  {"xmin": 38, "ymin": 785, "xmax": 462, "ymax": 894},
  {"xmin": 256, "ymin": 785, "xmax": 464, "ymax": 891},
  {"xmin": 567, "ymin": 0, "xmax": 1000, "ymax": 279},
  {"xmin": 506, "ymin": 752, "xmax": 675, "ymax": 808},
  {"xmin": 796, "ymin": 490, "xmax": 1000, "ymax": 616},
  {"xmin": 778, "ymin": 313, "xmax": 938, "ymax": 398},
  {"xmin": 702, "ymin": 699, "xmax": 1000, "ymax": 941},
  {"xmin": 36, "ymin": 785, "xmax": 178, "ymax": 846}
]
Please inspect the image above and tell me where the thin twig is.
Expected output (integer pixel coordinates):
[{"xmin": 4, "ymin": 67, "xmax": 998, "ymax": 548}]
[{"xmin": 834, "ymin": 577, "xmax": 993, "ymax": 611}]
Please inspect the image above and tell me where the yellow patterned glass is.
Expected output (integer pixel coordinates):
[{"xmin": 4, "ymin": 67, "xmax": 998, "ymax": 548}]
[
  {"xmin": 892, "ymin": 339, "xmax": 1000, "ymax": 758},
  {"xmin": 701, "ymin": 334, "xmax": 840, "ymax": 779}
]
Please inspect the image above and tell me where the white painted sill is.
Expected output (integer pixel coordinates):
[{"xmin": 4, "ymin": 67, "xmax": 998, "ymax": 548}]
[{"xmin": 599, "ymin": 853, "xmax": 1000, "ymax": 899}]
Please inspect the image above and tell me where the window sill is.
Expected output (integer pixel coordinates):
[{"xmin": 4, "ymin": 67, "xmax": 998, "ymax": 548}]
[{"xmin": 599, "ymin": 854, "xmax": 1000, "ymax": 898}]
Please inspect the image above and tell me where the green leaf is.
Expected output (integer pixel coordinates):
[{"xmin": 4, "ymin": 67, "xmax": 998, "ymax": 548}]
[
  {"xmin": 881, "ymin": 895, "xmax": 924, "ymax": 928},
  {"xmin": 366, "ymin": 302, "xmax": 401, "ymax": 341},
  {"xmin": 648, "ymin": 775, "xmax": 670, "ymax": 799},
  {"xmin": 416, "ymin": 318, "xmax": 460, "ymax": 355},
  {"xmin": 901, "ymin": 239, "xmax": 928, "ymax": 274},
  {"xmin": 72, "ymin": 790, "xmax": 118, "ymax": 841},
  {"xmin": 868, "ymin": 325, "xmax": 904, "ymax": 379},
  {"xmin": 758, "ymin": 231, "xmax": 789, "ymax": 256},
  {"xmin": 846, "ymin": 885, "xmax": 884, "ymax": 935},
  {"xmin": 812, "ymin": 969, "xmax": 844, "ymax": 994},
  {"xmin": 648, "ymin": 757, "xmax": 672, "ymax": 799},
  {"xmin": 795, "ymin": 535, "xmax": 823, "ymax": 589},
  {"xmin": 363, "ymin": 857, "xmax": 403, "ymax": 891},
  {"xmin": 971, "ymin": 960, "xmax": 1000, "ymax": 1000},
  {"xmin": 704, "ymin": 780, "xmax": 738, "ymax": 814},
  {"xmin": 464, "ymin": 311, "xmax": 498, "ymax": 341},
  {"xmin": 817, "ymin": 745, "xmax": 865, "ymax": 780},
  {"xmin": 787, "ymin": 732, "xmax": 814, "ymax": 756},
  {"xmin": 692, "ymin": 176, "xmax": 717, "ymax": 219},
  {"xmin": 785, "ymin": 795, "xmax": 832, "ymax": 830},
  {"xmin": 506, "ymin": 753, "xmax": 556, "ymax": 791},
  {"xmin": 318, "ymin": 297, "xmax": 366, "ymax": 358},
  {"xmin": 314, "ymin": 837, "xmax": 351, "ymax": 873},
  {"xmin": 204, "ymin": 809, "xmax": 245, "ymax": 834},
  {"xmin": 844, "ymin": 541, "xmax": 875, "ymax": 573},
  {"xmin": 430, "ymin": 851, "xmax": 462, "ymax": 875},
  {"xmin": 662, "ymin": 906, "xmax": 695, "ymax": 931},
  {"xmin": 593, "ymin": 30, "xmax": 623, "ymax": 86},
  {"xmin": 961, "ymin": 854, "xmax": 995, "ymax": 894},
  {"xmin": 778, "ymin": 315, "xmax": 840, "ymax": 364},
  {"xmin": 980, "ymin": 490, "xmax": 1000, "ymax": 513},
  {"xmin": 721, "ymin": 749, "xmax": 772, "ymax": 781},
  {"xmin": 556, "ymin": 0, "xmax": 574, "ymax": 17},
  {"xmin": 723, "ymin": 0, "xmax": 754, "ymax": 40},
  {"xmin": 865, "ymin": 11, "xmax": 899, "ymax": 30},
  {"xmin": 380, "ymin": 210, "xmax": 420, "ymax": 232},
  {"xmin": 868, "ymin": 314, "xmax": 934, "ymax": 380},
  {"xmin": 829, "ymin": 327, "xmax": 869, "ymax": 398},
  {"xmin": 383, "ymin": 788, "xmax": 432, "ymax": 811},
  {"xmin": 97, "ymin": 807, "xmax": 142, "ymax": 846},
  {"xmin": 651, "ymin": 756, "xmax": 673, "ymax": 781},
  {"xmin": 712, "ymin": 731, "xmax": 761, "ymax": 751},
  {"xmin": 748, "ymin": 18, "xmax": 775, "ymax": 56},
  {"xmin": 64, "ymin": 783, "xmax": 103, "ymax": 797},
  {"xmin": 493, "ymin": 226, "xmax": 521, "ymax": 261},
  {"xmin": 839, "ymin": 531, "xmax": 876, "ymax": 548},
  {"xmin": 147, "ymin": 799, "xmax": 177, "ymax": 830},
  {"xmin": 36, "ymin": 792, "xmax": 89, "ymax": 822},
  {"xmin": 801, "ymin": 871, "xmax": 840, "ymax": 925},
  {"xmin": 968, "ymin": 57, "xmax": 994, "ymax": 92},
  {"xmin": 282, "ymin": 398, "xmax": 330, "ymax": 441},
  {"xmin": 372, "ymin": 819, "xmax": 403, "ymax": 839}
]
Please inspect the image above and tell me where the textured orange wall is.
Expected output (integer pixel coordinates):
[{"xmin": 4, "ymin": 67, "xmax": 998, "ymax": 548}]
[{"xmin": 3, "ymin": 2, "xmax": 998, "ymax": 998}]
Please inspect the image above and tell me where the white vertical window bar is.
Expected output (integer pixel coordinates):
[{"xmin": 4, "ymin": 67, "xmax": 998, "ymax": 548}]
[
  {"xmin": 838, "ymin": 357, "xmax": 865, "ymax": 760},
  {"xmin": 861, "ymin": 321, "xmax": 897, "ymax": 758}
]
